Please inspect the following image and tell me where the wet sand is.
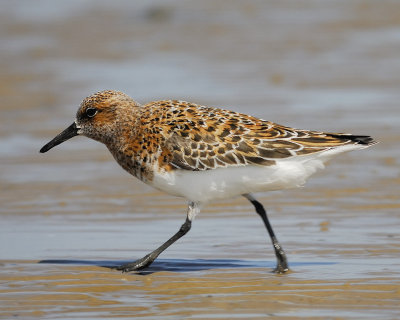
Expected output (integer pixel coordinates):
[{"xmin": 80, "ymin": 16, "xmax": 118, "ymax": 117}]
[{"xmin": 1, "ymin": 1, "xmax": 400, "ymax": 319}]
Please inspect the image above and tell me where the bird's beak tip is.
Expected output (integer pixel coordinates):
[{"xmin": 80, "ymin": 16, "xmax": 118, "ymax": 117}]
[{"xmin": 40, "ymin": 122, "xmax": 79, "ymax": 153}]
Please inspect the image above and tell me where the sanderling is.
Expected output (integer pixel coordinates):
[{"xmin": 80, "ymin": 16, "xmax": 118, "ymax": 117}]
[{"xmin": 40, "ymin": 90, "xmax": 376, "ymax": 273}]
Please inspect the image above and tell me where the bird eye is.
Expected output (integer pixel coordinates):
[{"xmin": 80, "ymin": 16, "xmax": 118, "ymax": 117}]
[{"xmin": 86, "ymin": 108, "xmax": 97, "ymax": 118}]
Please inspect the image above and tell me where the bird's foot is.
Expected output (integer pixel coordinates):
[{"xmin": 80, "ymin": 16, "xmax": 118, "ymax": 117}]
[
  {"xmin": 273, "ymin": 263, "xmax": 289, "ymax": 274},
  {"xmin": 273, "ymin": 250, "xmax": 289, "ymax": 274},
  {"xmin": 113, "ymin": 254, "xmax": 154, "ymax": 273}
]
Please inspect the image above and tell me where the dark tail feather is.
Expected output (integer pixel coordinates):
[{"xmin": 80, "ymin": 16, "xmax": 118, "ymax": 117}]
[{"xmin": 329, "ymin": 134, "xmax": 377, "ymax": 146}]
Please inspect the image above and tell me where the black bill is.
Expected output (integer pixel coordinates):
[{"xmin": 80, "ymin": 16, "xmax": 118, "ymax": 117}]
[{"xmin": 40, "ymin": 122, "xmax": 79, "ymax": 153}]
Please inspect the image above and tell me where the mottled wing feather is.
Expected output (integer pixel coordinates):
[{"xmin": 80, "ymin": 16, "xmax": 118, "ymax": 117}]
[
  {"xmin": 154, "ymin": 100, "xmax": 370, "ymax": 171},
  {"xmin": 164, "ymin": 128, "xmax": 335, "ymax": 171}
]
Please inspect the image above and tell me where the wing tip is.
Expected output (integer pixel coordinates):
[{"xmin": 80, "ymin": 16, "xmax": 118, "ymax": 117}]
[{"xmin": 330, "ymin": 134, "xmax": 377, "ymax": 146}]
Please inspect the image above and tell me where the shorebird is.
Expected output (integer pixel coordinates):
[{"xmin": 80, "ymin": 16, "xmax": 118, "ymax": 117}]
[{"xmin": 40, "ymin": 90, "xmax": 375, "ymax": 273}]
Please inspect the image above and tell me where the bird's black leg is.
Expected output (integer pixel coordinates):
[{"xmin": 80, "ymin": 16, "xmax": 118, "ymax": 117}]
[
  {"xmin": 244, "ymin": 194, "xmax": 289, "ymax": 273},
  {"xmin": 114, "ymin": 202, "xmax": 198, "ymax": 273}
]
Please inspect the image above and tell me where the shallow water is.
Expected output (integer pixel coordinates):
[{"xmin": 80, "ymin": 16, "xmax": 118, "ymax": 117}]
[{"xmin": 1, "ymin": 1, "xmax": 400, "ymax": 319}]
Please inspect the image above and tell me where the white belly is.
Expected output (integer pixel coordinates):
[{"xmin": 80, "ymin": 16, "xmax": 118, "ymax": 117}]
[
  {"xmin": 150, "ymin": 144, "xmax": 364, "ymax": 203},
  {"xmin": 151, "ymin": 158, "xmax": 325, "ymax": 203}
]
